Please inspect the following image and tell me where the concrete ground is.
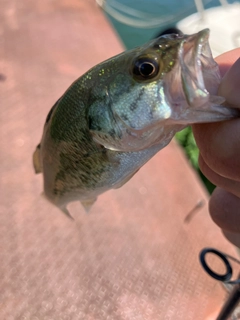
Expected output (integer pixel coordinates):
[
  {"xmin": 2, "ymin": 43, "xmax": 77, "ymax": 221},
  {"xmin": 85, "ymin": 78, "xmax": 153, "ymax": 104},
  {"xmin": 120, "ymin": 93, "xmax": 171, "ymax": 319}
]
[{"xmin": 0, "ymin": 0, "xmax": 238, "ymax": 319}]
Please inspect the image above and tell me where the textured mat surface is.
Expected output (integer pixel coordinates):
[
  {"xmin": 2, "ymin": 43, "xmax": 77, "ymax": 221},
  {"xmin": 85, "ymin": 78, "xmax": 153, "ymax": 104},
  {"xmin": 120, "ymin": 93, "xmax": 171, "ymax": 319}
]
[{"xmin": 0, "ymin": 0, "xmax": 238, "ymax": 319}]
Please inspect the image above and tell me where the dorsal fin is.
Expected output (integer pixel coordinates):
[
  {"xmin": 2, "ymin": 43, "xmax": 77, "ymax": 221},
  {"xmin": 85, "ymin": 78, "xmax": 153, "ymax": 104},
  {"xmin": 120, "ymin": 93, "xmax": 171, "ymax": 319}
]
[{"xmin": 33, "ymin": 144, "xmax": 42, "ymax": 174}]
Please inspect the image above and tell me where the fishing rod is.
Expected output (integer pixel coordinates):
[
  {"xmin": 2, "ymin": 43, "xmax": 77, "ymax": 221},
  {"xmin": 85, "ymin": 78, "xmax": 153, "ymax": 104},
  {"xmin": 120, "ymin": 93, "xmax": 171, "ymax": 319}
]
[{"xmin": 200, "ymin": 248, "xmax": 240, "ymax": 320}]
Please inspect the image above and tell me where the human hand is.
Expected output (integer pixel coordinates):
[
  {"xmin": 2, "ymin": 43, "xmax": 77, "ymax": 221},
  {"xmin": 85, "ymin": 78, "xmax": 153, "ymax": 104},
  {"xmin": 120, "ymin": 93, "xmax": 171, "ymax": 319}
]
[{"xmin": 192, "ymin": 48, "xmax": 240, "ymax": 247}]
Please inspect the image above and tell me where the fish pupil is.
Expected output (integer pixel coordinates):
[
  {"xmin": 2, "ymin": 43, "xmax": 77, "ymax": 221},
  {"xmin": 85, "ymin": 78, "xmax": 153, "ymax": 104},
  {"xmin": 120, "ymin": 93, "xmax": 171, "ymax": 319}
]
[{"xmin": 139, "ymin": 62, "xmax": 155, "ymax": 76}]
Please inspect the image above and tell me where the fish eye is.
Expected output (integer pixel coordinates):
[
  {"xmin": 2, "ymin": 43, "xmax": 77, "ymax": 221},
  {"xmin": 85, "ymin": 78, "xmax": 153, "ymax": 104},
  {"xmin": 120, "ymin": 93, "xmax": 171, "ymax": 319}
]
[{"xmin": 132, "ymin": 57, "xmax": 159, "ymax": 80}]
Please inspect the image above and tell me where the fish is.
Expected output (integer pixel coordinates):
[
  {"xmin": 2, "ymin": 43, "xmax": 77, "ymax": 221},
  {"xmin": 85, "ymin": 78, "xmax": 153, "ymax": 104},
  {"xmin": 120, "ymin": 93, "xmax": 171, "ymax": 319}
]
[{"xmin": 33, "ymin": 29, "xmax": 237, "ymax": 216}]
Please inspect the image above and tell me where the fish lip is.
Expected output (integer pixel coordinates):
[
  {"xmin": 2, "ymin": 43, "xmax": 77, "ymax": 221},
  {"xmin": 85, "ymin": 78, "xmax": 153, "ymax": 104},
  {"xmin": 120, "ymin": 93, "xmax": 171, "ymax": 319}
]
[{"xmin": 179, "ymin": 28, "xmax": 217, "ymax": 108}]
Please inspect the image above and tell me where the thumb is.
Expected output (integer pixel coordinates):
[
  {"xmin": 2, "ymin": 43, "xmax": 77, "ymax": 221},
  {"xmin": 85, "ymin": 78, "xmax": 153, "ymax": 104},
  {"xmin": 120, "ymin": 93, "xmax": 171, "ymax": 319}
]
[{"xmin": 218, "ymin": 57, "xmax": 240, "ymax": 108}]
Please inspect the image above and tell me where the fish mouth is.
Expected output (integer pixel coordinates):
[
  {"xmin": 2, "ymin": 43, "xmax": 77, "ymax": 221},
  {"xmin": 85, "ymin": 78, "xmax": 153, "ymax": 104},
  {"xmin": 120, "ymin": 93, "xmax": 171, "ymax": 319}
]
[{"xmin": 179, "ymin": 28, "xmax": 221, "ymax": 109}]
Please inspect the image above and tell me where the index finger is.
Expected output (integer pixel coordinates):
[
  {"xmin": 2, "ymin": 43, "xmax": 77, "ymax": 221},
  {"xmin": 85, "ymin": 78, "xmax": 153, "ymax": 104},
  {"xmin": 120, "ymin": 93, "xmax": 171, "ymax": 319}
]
[
  {"xmin": 215, "ymin": 48, "xmax": 240, "ymax": 77},
  {"xmin": 192, "ymin": 49, "xmax": 240, "ymax": 180}
]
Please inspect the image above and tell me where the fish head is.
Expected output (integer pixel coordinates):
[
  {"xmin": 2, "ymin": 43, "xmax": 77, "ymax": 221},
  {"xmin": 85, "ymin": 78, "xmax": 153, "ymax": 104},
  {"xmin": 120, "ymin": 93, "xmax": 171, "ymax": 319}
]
[{"xmin": 88, "ymin": 29, "xmax": 235, "ymax": 152}]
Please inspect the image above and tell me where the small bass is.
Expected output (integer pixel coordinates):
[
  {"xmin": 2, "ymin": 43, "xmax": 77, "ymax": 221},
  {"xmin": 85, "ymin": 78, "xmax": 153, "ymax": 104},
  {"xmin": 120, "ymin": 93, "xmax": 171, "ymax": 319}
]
[{"xmin": 33, "ymin": 29, "xmax": 236, "ymax": 216}]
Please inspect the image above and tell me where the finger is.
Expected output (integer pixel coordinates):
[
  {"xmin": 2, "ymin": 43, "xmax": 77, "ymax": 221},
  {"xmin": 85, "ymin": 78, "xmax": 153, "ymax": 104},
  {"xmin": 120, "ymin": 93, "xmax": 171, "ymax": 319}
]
[
  {"xmin": 222, "ymin": 230, "xmax": 240, "ymax": 248},
  {"xmin": 209, "ymin": 187, "xmax": 240, "ymax": 234},
  {"xmin": 193, "ymin": 119, "xmax": 240, "ymax": 180},
  {"xmin": 215, "ymin": 48, "xmax": 240, "ymax": 77},
  {"xmin": 218, "ymin": 57, "xmax": 240, "ymax": 107},
  {"xmin": 199, "ymin": 155, "xmax": 240, "ymax": 198},
  {"xmin": 192, "ymin": 57, "xmax": 240, "ymax": 180}
]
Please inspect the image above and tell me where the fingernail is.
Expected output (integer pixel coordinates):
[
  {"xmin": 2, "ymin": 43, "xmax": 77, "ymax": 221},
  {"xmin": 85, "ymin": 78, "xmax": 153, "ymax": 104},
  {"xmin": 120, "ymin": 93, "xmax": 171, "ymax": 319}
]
[{"xmin": 218, "ymin": 57, "xmax": 240, "ymax": 107}]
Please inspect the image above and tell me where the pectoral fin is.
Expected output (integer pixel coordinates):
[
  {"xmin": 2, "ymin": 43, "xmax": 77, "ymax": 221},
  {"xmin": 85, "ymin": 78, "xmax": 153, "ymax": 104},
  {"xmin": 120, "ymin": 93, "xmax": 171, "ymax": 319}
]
[{"xmin": 90, "ymin": 130, "xmax": 124, "ymax": 151}]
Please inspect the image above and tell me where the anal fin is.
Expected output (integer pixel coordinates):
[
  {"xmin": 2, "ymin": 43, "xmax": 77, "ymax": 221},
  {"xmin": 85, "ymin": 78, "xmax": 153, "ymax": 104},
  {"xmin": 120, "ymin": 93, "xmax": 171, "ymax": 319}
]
[{"xmin": 80, "ymin": 198, "xmax": 97, "ymax": 213}]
